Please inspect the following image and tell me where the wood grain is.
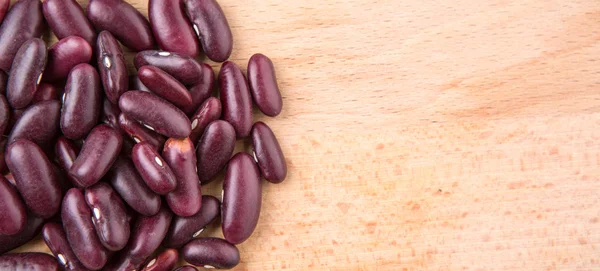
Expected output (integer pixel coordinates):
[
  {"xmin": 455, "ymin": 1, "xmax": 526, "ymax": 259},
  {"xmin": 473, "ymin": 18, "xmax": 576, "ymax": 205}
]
[{"xmin": 12, "ymin": 0, "xmax": 600, "ymax": 270}]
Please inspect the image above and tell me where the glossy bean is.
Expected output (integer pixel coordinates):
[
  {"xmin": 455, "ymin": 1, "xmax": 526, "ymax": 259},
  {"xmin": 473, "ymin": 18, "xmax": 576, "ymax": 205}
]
[
  {"xmin": 138, "ymin": 65, "xmax": 193, "ymax": 108},
  {"xmin": 132, "ymin": 142, "xmax": 177, "ymax": 194},
  {"xmin": 6, "ymin": 139, "xmax": 61, "ymax": 218},
  {"xmin": 0, "ymin": 176, "xmax": 26, "ymax": 235},
  {"xmin": 248, "ymin": 53, "xmax": 283, "ymax": 116},
  {"xmin": 101, "ymin": 98, "xmax": 121, "ymax": 129},
  {"xmin": 8, "ymin": 100, "xmax": 61, "ymax": 147},
  {"xmin": 184, "ymin": 0, "xmax": 232, "ymax": 62},
  {"xmin": 173, "ymin": 266, "xmax": 198, "ymax": 271},
  {"xmin": 61, "ymin": 188, "xmax": 108, "ymax": 270},
  {"xmin": 149, "ymin": 0, "xmax": 198, "ymax": 57},
  {"xmin": 219, "ymin": 61, "xmax": 252, "ymax": 139},
  {"xmin": 33, "ymin": 83, "xmax": 60, "ymax": 103},
  {"xmin": 119, "ymin": 113, "xmax": 166, "ymax": 151},
  {"xmin": 7, "ymin": 38, "xmax": 47, "ymax": 109},
  {"xmin": 222, "ymin": 152, "xmax": 261, "ymax": 244},
  {"xmin": 0, "ymin": 253, "xmax": 60, "ymax": 271},
  {"xmin": 120, "ymin": 206, "xmax": 172, "ymax": 268},
  {"xmin": 189, "ymin": 97, "xmax": 221, "ymax": 143},
  {"xmin": 0, "ymin": 0, "xmax": 44, "ymax": 72},
  {"xmin": 43, "ymin": 36, "xmax": 93, "ymax": 83},
  {"xmin": 134, "ymin": 50, "xmax": 204, "ymax": 86},
  {"xmin": 107, "ymin": 156, "xmax": 161, "ymax": 216},
  {"xmin": 55, "ymin": 137, "xmax": 79, "ymax": 174},
  {"xmin": 129, "ymin": 75, "xmax": 151, "ymax": 92},
  {"xmin": 182, "ymin": 238, "xmax": 240, "ymax": 269},
  {"xmin": 119, "ymin": 91, "xmax": 191, "ymax": 138},
  {"xmin": 42, "ymin": 0, "xmax": 96, "ymax": 45},
  {"xmin": 182, "ymin": 63, "xmax": 215, "ymax": 115},
  {"xmin": 0, "ymin": 0, "xmax": 8, "ymax": 24},
  {"xmin": 42, "ymin": 222, "xmax": 90, "ymax": 271},
  {"xmin": 196, "ymin": 120, "xmax": 235, "ymax": 184},
  {"xmin": 252, "ymin": 121, "xmax": 287, "ymax": 183},
  {"xmin": 163, "ymin": 138, "xmax": 202, "ymax": 217},
  {"xmin": 141, "ymin": 248, "xmax": 178, "ymax": 271},
  {"xmin": 0, "ymin": 212, "xmax": 44, "ymax": 254},
  {"xmin": 97, "ymin": 31, "xmax": 128, "ymax": 104},
  {"xmin": 84, "ymin": 182, "xmax": 130, "ymax": 251},
  {"xmin": 61, "ymin": 63, "xmax": 101, "ymax": 139},
  {"xmin": 163, "ymin": 195, "xmax": 220, "ymax": 248},
  {"xmin": 0, "ymin": 94, "xmax": 10, "ymax": 135}
]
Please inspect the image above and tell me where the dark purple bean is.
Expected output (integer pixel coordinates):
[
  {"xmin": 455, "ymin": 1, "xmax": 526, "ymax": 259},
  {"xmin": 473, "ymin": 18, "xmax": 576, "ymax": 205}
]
[
  {"xmin": 61, "ymin": 188, "xmax": 108, "ymax": 270},
  {"xmin": 252, "ymin": 121, "xmax": 287, "ymax": 183},
  {"xmin": 163, "ymin": 195, "xmax": 220, "ymax": 248},
  {"xmin": 182, "ymin": 63, "xmax": 215, "ymax": 115},
  {"xmin": 42, "ymin": 222, "xmax": 90, "ymax": 271},
  {"xmin": 182, "ymin": 238, "xmax": 240, "ymax": 269},
  {"xmin": 102, "ymin": 256, "xmax": 136, "ymax": 271},
  {"xmin": 0, "ymin": 0, "xmax": 44, "ymax": 72},
  {"xmin": 174, "ymin": 266, "xmax": 198, "ymax": 271},
  {"xmin": 0, "ymin": 253, "xmax": 60, "ymax": 271},
  {"xmin": 163, "ymin": 138, "xmax": 202, "ymax": 217},
  {"xmin": 149, "ymin": 0, "xmax": 199, "ymax": 57},
  {"xmin": 7, "ymin": 108, "xmax": 25, "ymax": 133},
  {"xmin": 119, "ymin": 91, "xmax": 191, "ymax": 138},
  {"xmin": 7, "ymin": 38, "xmax": 47, "ymax": 109},
  {"xmin": 97, "ymin": 31, "xmax": 128, "ymax": 104},
  {"xmin": 86, "ymin": 0, "xmax": 155, "ymax": 51},
  {"xmin": 61, "ymin": 63, "xmax": 101, "ymax": 139},
  {"xmin": 129, "ymin": 75, "xmax": 151, "ymax": 92},
  {"xmin": 132, "ymin": 142, "xmax": 177, "ymax": 195},
  {"xmin": 52, "ymin": 162, "xmax": 73, "ymax": 194},
  {"xmin": 101, "ymin": 98, "xmax": 121, "ymax": 129},
  {"xmin": 141, "ymin": 248, "xmax": 178, "ymax": 271},
  {"xmin": 55, "ymin": 137, "xmax": 79, "ymax": 173},
  {"xmin": 43, "ymin": 36, "xmax": 93, "ymax": 83},
  {"xmin": 0, "ymin": 94, "xmax": 10, "ymax": 135},
  {"xmin": 107, "ymin": 156, "xmax": 161, "ymax": 216},
  {"xmin": 0, "ymin": 176, "xmax": 26, "ymax": 235},
  {"xmin": 119, "ymin": 206, "xmax": 172, "ymax": 268},
  {"xmin": 69, "ymin": 125, "xmax": 122, "ymax": 188},
  {"xmin": 42, "ymin": 0, "xmax": 96, "ymax": 45},
  {"xmin": 0, "ymin": 0, "xmax": 8, "ymax": 25},
  {"xmin": 134, "ymin": 50, "xmax": 204, "ymax": 86},
  {"xmin": 0, "ymin": 212, "xmax": 44, "ymax": 254},
  {"xmin": 138, "ymin": 65, "xmax": 193, "ymax": 108},
  {"xmin": 196, "ymin": 120, "xmax": 235, "ymax": 184},
  {"xmin": 222, "ymin": 152, "xmax": 261, "ymax": 244},
  {"xmin": 248, "ymin": 53, "xmax": 283, "ymax": 117},
  {"xmin": 183, "ymin": 0, "xmax": 232, "ymax": 62},
  {"xmin": 33, "ymin": 83, "xmax": 60, "ymax": 103},
  {"xmin": 6, "ymin": 139, "xmax": 61, "ymax": 219},
  {"xmin": 8, "ymin": 100, "xmax": 61, "ymax": 147},
  {"xmin": 84, "ymin": 182, "xmax": 130, "ymax": 251},
  {"xmin": 119, "ymin": 113, "xmax": 166, "ymax": 151},
  {"xmin": 219, "ymin": 61, "xmax": 252, "ymax": 139},
  {"xmin": 0, "ymin": 138, "xmax": 6, "ymax": 173},
  {"xmin": 189, "ymin": 97, "xmax": 221, "ymax": 143}
]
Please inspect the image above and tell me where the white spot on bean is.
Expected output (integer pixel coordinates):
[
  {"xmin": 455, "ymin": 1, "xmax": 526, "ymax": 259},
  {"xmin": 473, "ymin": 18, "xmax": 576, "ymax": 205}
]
[
  {"xmin": 133, "ymin": 136, "xmax": 141, "ymax": 143},
  {"xmin": 37, "ymin": 73, "xmax": 43, "ymax": 85},
  {"xmin": 57, "ymin": 254, "xmax": 67, "ymax": 265},
  {"xmin": 191, "ymin": 119, "xmax": 198, "ymax": 130},
  {"xmin": 143, "ymin": 123, "xmax": 155, "ymax": 131},
  {"xmin": 62, "ymin": 92, "xmax": 67, "ymax": 104},
  {"xmin": 193, "ymin": 24, "xmax": 200, "ymax": 36},
  {"xmin": 158, "ymin": 51, "xmax": 171, "ymax": 56},
  {"xmin": 195, "ymin": 165, "xmax": 198, "ymax": 173},
  {"xmin": 154, "ymin": 156, "xmax": 163, "ymax": 166},
  {"xmin": 204, "ymin": 265, "xmax": 215, "ymax": 269},
  {"xmin": 146, "ymin": 258, "xmax": 156, "ymax": 268},
  {"xmin": 252, "ymin": 151, "xmax": 258, "ymax": 163},
  {"xmin": 93, "ymin": 208, "xmax": 101, "ymax": 219},
  {"xmin": 221, "ymin": 190, "xmax": 224, "ymax": 200},
  {"xmin": 103, "ymin": 56, "xmax": 112, "ymax": 68},
  {"xmin": 192, "ymin": 228, "xmax": 204, "ymax": 238}
]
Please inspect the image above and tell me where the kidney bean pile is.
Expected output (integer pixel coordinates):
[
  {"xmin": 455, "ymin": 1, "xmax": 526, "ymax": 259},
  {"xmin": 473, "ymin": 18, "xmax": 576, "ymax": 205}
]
[{"xmin": 0, "ymin": 0, "xmax": 288, "ymax": 270}]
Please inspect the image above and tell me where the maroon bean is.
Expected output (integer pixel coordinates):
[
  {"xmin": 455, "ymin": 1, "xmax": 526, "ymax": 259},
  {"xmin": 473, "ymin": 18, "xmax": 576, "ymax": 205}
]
[
  {"xmin": 138, "ymin": 65, "xmax": 193, "ymax": 108},
  {"xmin": 163, "ymin": 195, "xmax": 220, "ymax": 248},
  {"xmin": 7, "ymin": 38, "xmax": 47, "ymax": 109},
  {"xmin": 42, "ymin": 222, "xmax": 90, "ymax": 271},
  {"xmin": 0, "ymin": 138, "xmax": 6, "ymax": 173},
  {"xmin": 0, "ymin": 94, "xmax": 10, "ymax": 135},
  {"xmin": 248, "ymin": 53, "xmax": 283, "ymax": 117},
  {"xmin": 8, "ymin": 100, "xmax": 61, "ymax": 147},
  {"xmin": 0, "ymin": 253, "xmax": 60, "ymax": 271},
  {"xmin": 97, "ymin": 31, "xmax": 128, "ymax": 104},
  {"xmin": 4, "ymin": 172, "xmax": 14, "ymax": 186},
  {"xmin": 102, "ymin": 256, "xmax": 136, "ymax": 271},
  {"xmin": 119, "ymin": 113, "xmax": 166, "ymax": 151},
  {"xmin": 0, "ymin": 0, "xmax": 8, "ymax": 24},
  {"xmin": 55, "ymin": 137, "xmax": 79, "ymax": 173},
  {"xmin": 7, "ymin": 108, "xmax": 25, "ymax": 133},
  {"xmin": 163, "ymin": 138, "xmax": 202, "ymax": 217},
  {"xmin": 134, "ymin": 50, "xmax": 204, "ymax": 86},
  {"xmin": 42, "ymin": 0, "xmax": 96, "ymax": 45},
  {"xmin": 61, "ymin": 63, "xmax": 101, "ymax": 139},
  {"xmin": 6, "ymin": 139, "xmax": 61, "ymax": 219},
  {"xmin": 141, "ymin": 248, "xmax": 178, "ymax": 271},
  {"xmin": 33, "ymin": 83, "xmax": 60, "ymax": 103},
  {"xmin": 0, "ymin": 176, "xmax": 26, "ymax": 235},
  {"xmin": 84, "ymin": 182, "xmax": 130, "ymax": 251},
  {"xmin": 182, "ymin": 238, "xmax": 240, "ymax": 269},
  {"xmin": 52, "ymin": 162, "xmax": 73, "ymax": 193},
  {"xmin": 119, "ymin": 206, "xmax": 172, "ymax": 268},
  {"xmin": 129, "ymin": 75, "xmax": 151, "ymax": 92},
  {"xmin": 61, "ymin": 188, "xmax": 108, "ymax": 270},
  {"xmin": 119, "ymin": 91, "xmax": 191, "ymax": 138},
  {"xmin": 43, "ymin": 36, "xmax": 93, "ymax": 83},
  {"xmin": 107, "ymin": 156, "xmax": 161, "ymax": 216},
  {"xmin": 87, "ymin": 0, "xmax": 155, "ymax": 51},
  {"xmin": 132, "ymin": 142, "xmax": 177, "ymax": 195},
  {"xmin": 189, "ymin": 97, "xmax": 221, "ymax": 143},
  {"xmin": 149, "ymin": 0, "xmax": 199, "ymax": 57},
  {"xmin": 196, "ymin": 120, "xmax": 235, "ymax": 184},
  {"xmin": 0, "ymin": 0, "xmax": 44, "ymax": 72},
  {"xmin": 174, "ymin": 266, "xmax": 198, "ymax": 271},
  {"xmin": 222, "ymin": 152, "xmax": 261, "ymax": 244},
  {"xmin": 184, "ymin": 0, "xmax": 233, "ymax": 62},
  {"xmin": 219, "ymin": 61, "xmax": 252, "ymax": 139},
  {"xmin": 251, "ymin": 121, "xmax": 287, "ymax": 183},
  {"xmin": 182, "ymin": 63, "xmax": 215, "ymax": 115},
  {"xmin": 101, "ymin": 98, "xmax": 121, "ymax": 129},
  {"xmin": 0, "ymin": 212, "xmax": 44, "ymax": 254}
]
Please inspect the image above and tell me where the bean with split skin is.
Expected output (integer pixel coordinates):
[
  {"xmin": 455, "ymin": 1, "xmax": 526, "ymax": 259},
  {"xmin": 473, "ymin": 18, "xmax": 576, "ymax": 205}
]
[
  {"xmin": 219, "ymin": 61, "xmax": 252, "ymax": 139},
  {"xmin": 138, "ymin": 65, "xmax": 193, "ymax": 108},
  {"xmin": 42, "ymin": 222, "xmax": 90, "ymax": 271},
  {"xmin": 42, "ymin": 0, "xmax": 96, "ymax": 45},
  {"xmin": 43, "ymin": 36, "xmax": 93, "ymax": 83},
  {"xmin": 119, "ymin": 113, "xmax": 166, "ymax": 151},
  {"xmin": 0, "ymin": 253, "xmax": 60, "ymax": 271},
  {"xmin": 0, "ymin": 93, "xmax": 10, "ymax": 135},
  {"xmin": 182, "ymin": 238, "xmax": 240, "ymax": 269},
  {"xmin": 163, "ymin": 138, "xmax": 202, "ymax": 217},
  {"xmin": 61, "ymin": 63, "xmax": 101, "ymax": 139},
  {"xmin": 248, "ymin": 53, "xmax": 283, "ymax": 117},
  {"xmin": 0, "ymin": 212, "xmax": 44, "ymax": 254},
  {"xmin": 189, "ymin": 97, "xmax": 221, "ymax": 144},
  {"xmin": 134, "ymin": 50, "xmax": 204, "ymax": 86},
  {"xmin": 97, "ymin": 31, "xmax": 128, "ymax": 104},
  {"xmin": 196, "ymin": 120, "xmax": 235, "ymax": 184},
  {"xmin": 251, "ymin": 121, "xmax": 287, "ymax": 183},
  {"xmin": 8, "ymin": 100, "xmax": 61, "ymax": 147},
  {"xmin": 33, "ymin": 83, "xmax": 60, "ymax": 103},
  {"xmin": 84, "ymin": 182, "xmax": 130, "ymax": 251},
  {"xmin": 132, "ymin": 141, "xmax": 177, "ymax": 195},
  {"xmin": 149, "ymin": 0, "xmax": 199, "ymax": 57},
  {"xmin": 7, "ymin": 38, "xmax": 47, "ymax": 109},
  {"xmin": 107, "ymin": 156, "xmax": 162, "ymax": 216},
  {"xmin": 0, "ymin": 0, "xmax": 44, "ymax": 72},
  {"xmin": 182, "ymin": 63, "xmax": 215, "ymax": 115},
  {"xmin": 0, "ymin": 176, "xmax": 27, "ymax": 235},
  {"xmin": 184, "ymin": 0, "xmax": 233, "ymax": 62},
  {"xmin": 163, "ymin": 195, "xmax": 220, "ymax": 248},
  {"xmin": 141, "ymin": 248, "xmax": 178, "ymax": 271}
]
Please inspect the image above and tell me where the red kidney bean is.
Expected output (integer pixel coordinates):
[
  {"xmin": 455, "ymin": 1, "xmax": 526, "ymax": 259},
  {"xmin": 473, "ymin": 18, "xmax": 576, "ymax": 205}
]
[
  {"xmin": 0, "ymin": 212, "xmax": 44, "ymax": 254},
  {"xmin": 0, "ymin": 0, "xmax": 44, "ymax": 72},
  {"xmin": 6, "ymin": 139, "xmax": 61, "ymax": 219},
  {"xmin": 248, "ymin": 53, "xmax": 283, "ymax": 117},
  {"xmin": 134, "ymin": 51, "xmax": 204, "ymax": 86},
  {"xmin": 61, "ymin": 63, "xmax": 101, "ymax": 139},
  {"xmin": 222, "ymin": 152, "xmax": 261, "ymax": 244},
  {"xmin": 61, "ymin": 188, "xmax": 108, "ymax": 270},
  {"xmin": 0, "ymin": 138, "xmax": 7, "ymax": 173},
  {"xmin": 184, "ymin": 0, "xmax": 233, "ymax": 62},
  {"xmin": 182, "ymin": 63, "xmax": 215, "ymax": 115},
  {"xmin": 33, "ymin": 83, "xmax": 60, "ymax": 103},
  {"xmin": 84, "ymin": 182, "xmax": 130, "ymax": 251},
  {"xmin": 97, "ymin": 31, "xmax": 128, "ymax": 104},
  {"xmin": 52, "ymin": 162, "xmax": 74, "ymax": 193},
  {"xmin": 120, "ymin": 206, "xmax": 172, "ymax": 268},
  {"xmin": 7, "ymin": 108, "xmax": 25, "ymax": 133},
  {"xmin": 7, "ymin": 38, "xmax": 47, "ymax": 109},
  {"xmin": 119, "ymin": 113, "xmax": 166, "ymax": 151},
  {"xmin": 55, "ymin": 137, "xmax": 79, "ymax": 173},
  {"xmin": 107, "ymin": 156, "xmax": 161, "ymax": 216},
  {"xmin": 251, "ymin": 121, "xmax": 287, "ymax": 183},
  {"xmin": 42, "ymin": 222, "xmax": 90, "ymax": 271},
  {"xmin": 196, "ymin": 120, "xmax": 235, "ymax": 184},
  {"xmin": 86, "ymin": 0, "xmax": 155, "ymax": 51},
  {"xmin": 182, "ymin": 238, "xmax": 240, "ymax": 269},
  {"xmin": 8, "ymin": 100, "xmax": 61, "ymax": 147},
  {"xmin": 163, "ymin": 195, "xmax": 220, "ymax": 248},
  {"xmin": 189, "ymin": 97, "xmax": 221, "ymax": 144},
  {"xmin": 141, "ymin": 248, "xmax": 178, "ymax": 271},
  {"xmin": 163, "ymin": 138, "xmax": 202, "ymax": 217},
  {"xmin": 219, "ymin": 61, "xmax": 252, "ymax": 139},
  {"xmin": 149, "ymin": 0, "xmax": 199, "ymax": 57},
  {"xmin": 0, "ymin": 0, "xmax": 8, "ymax": 25},
  {"xmin": 119, "ymin": 91, "xmax": 191, "ymax": 138},
  {"xmin": 0, "ymin": 94, "xmax": 10, "ymax": 135},
  {"xmin": 42, "ymin": 0, "xmax": 96, "ymax": 45},
  {"xmin": 0, "ymin": 176, "xmax": 26, "ymax": 235},
  {"xmin": 138, "ymin": 65, "xmax": 193, "ymax": 108},
  {"xmin": 102, "ymin": 256, "xmax": 136, "ymax": 271},
  {"xmin": 101, "ymin": 98, "xmax": 121, "ymax": 129},
  {"xmin": 174, "ymin": 266, "xmax": 198, "ymax": 271},
  {"xmin": 43, "ymin": 36, "xmax": 93, "ymax": 83},
  {"xmin": 0, "ymin": 253, "xmax": 60, "ymax": 271},
  {"xmin": 129, "ymin": 75, "xmax": 151, "ymax": 92},
  {"xmin": 132, "ymin": 142, "xmax": 177, "ymax": 195}
]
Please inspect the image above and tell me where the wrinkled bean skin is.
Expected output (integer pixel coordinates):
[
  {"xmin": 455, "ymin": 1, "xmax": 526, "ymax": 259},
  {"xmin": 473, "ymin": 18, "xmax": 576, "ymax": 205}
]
[
  {"xmin": 101, "ymin": 98, "xmax": 121, "ymax": 129},
  {"xmin": 87, "ymin": 0, "xmax": 155, "ymax": 51},
  {"xmin": 0, "ymin": 212, "xmax": 44, "ymax": 254},
  {"xmin": 42, "ymin": 222, "xmax": 90, "ymax": 271},
  {"xmin": 163, "ymin": 138, "xmax": 202, "ymax": 217},
  {"xmin": 134, "ymin": 51, "xmax": 203, "ymax": 86},
  {"xmin": 42, "ymin": 0, "xmax": 96, "ymax": 45},
  {"xmin": 149, "ymin": 0, "xmax": 199, "ymax": 57},
  {"xmin": 61, "ymin": 188, "xmax": 108, "ymax": 270},
  {"xmin": 182, "ymin": 238, "xmax": 240, "ymax": 269},
  {"xmin": 0, "ymin": 253, "xmax": 60, "ymax": 271},
  {"xmin": 97, "ymin": 31, "xmax": 128, "ymax": 104},
  {"xmin": 6, "ymin": 140, "xmax": 61, "ymax": 219},
  {"xmin": 174, "ymin": 266, "xmax": 198, "ymax": 271},
  {"xmin": 222, "ymin": 152, "xmax": 262, "ymax": 244},
  {"xmin": 119, "ymin": 206, "xmax": 172, "ymax": 268},
  {"xmin": 43, "ymin": 36, "xmax": 93, "ymax": 83},
  {"xmin": 141, "ymin": 248, "xmax": 178, "ymax": 271},
  {"xmin": 129, "ymin": 75, "xmax": 151, "ymax": 92},
  {"xmin": 0, "ymin": 0, "xmax": 44, "ymax": 72},
  {"xmin": 163, "ymin": 195, "xmax": 220, "ymax": 248},
  {"xmin": 252, "ymin": 122, "xmax": 287, "ymax": 183},
  {"xmin": 0, "ymin": 94, "xmax": 10, "ymax": 135},
  {"xmin": 248, "ymin": 53, "xmax": 283, "ymax": 117},
  {"xmin": 119, "ymin": 91, "xmax": 191, "ymax": 138},
  {"xmin": 61, "ymin": 63, "xmax": 101, "ymax": 139},
  {"xmin": 119, "ymin": 113, "xmax": 166, "ymax": 151},
  {"xmin": 196, "ymin": 120, "xmax": 235, "ymax": 184},
  {"xmin": 219, "ymin": 61, "xmax": 252, "ymax": 139},
  {"xmin": 189, "ymin": 97, "xmax": 221, "ymax": 144},
  {"xmin": 84, "ymin": 182, "xmax": 130, "ymax": 251},
  {"xmin": 138, "ymin": 65, "xmax": 193, "ymax": 108},
  {"xmin": 0, "ymin": 176, "xmax": 27, "ymax": 235},
  {"xmin": 8, "ymin": 100, "xmax": 61, "ymax": 147},
  {"xmin": 33, "ymin": 83, "xmax": 60, "ymax": 103},
  {"xmin": 184, "ymin": 0, "xmax": 233, "ymax": 62},
  {"xmin": 107, "ymin": 156, "xmax": 161, "ymax": 216},
  {"xmin": 0, "ymin": 0, "xmax": 8, "ymax": 25},
  {"xmin": 7, "ymin": 38, "xmax": 47, "ymax": 109},
  {"xmin": 182, "ymin": 63, "xmax": 215, "ymax": 115},
  {"xmin": 55, "ymin": 137, "xmax": 79, "ymax": 174},
  {"xmin": 132, "ymin": 142, "xmax": 177, "ymax": 194}
]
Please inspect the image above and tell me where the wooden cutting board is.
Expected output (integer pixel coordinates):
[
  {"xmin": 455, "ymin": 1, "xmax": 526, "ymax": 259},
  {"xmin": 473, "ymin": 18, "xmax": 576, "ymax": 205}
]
[{"xmin": 15, "ymin": 0, "xmax": 600, "ymax": 270}]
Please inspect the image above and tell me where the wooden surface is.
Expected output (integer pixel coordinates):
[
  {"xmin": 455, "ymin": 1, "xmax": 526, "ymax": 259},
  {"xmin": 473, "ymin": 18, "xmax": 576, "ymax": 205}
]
[{"xmin": 14, "ymin": 0, "xmax": 600, "ymax": 270}]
